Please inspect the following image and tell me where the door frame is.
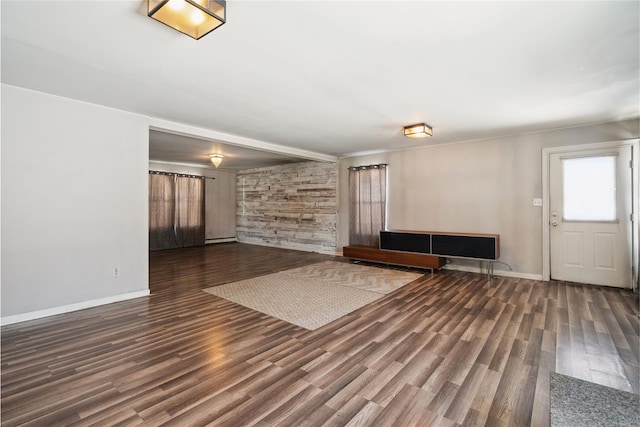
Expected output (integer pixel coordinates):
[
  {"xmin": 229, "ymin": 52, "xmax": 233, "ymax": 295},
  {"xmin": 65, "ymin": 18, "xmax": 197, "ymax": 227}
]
[{"xmin": 542, "ymin": 139, "xmax": 639, "ymax": 289}]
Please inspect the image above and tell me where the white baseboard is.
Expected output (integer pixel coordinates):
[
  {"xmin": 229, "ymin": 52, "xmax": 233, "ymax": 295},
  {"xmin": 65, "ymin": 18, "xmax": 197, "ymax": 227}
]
[
  {"xmin": 1, "ymin": 290, "xmax": 150, "ymax": 326},
  {"xmin": 443, "ymin": 263, "xmax": 544, "ymax": 281}
]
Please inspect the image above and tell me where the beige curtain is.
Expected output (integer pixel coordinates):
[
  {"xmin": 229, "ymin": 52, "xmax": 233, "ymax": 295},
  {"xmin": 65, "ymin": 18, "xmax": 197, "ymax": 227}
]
[
  {"xmin": 149, "ymin": 172, "xmax": 205, "ymax": 251},
  {"xmin": 175, "ymin": 175, "xmax": 205, "ymax": 248},
  {"xmin": 149, "ymin": 173, "xmax": 176, "ymax": 251},
  {"xmin": 349, "ymin": 164, "xmax": 387, "ymax": 247}
]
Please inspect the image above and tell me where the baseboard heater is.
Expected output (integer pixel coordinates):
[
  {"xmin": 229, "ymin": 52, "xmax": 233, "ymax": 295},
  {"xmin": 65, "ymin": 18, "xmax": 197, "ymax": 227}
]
[{"xmin": 205, "ymin": 237, "xmax": 237, "ymax": 244}]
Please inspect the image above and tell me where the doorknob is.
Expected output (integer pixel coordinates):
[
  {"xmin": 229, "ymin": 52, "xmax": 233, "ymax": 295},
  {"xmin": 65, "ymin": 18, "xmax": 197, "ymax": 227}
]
[{"xmin": 551, "ymin": 220, "xmax": 558, "ymax": 227}]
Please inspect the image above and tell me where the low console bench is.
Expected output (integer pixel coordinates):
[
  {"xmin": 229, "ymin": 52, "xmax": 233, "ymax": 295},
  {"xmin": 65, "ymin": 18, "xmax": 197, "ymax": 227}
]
[
  {"xmin": 343, "ymin": 230, "xmax": 500, "ymax": 276},
  {"xmin": 342, "ymin": 245, "xmax": 445, "ymax": 271}
]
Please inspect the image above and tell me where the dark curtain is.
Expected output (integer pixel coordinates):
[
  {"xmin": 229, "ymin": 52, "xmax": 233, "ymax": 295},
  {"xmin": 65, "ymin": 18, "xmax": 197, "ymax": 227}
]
[
  {"xmin": 349, "ymin": 164, "xmax": 387, "ymax": 247},
  {"xmin": 149, "ymin": 172, "xmax": 205, "ymax": 251}
]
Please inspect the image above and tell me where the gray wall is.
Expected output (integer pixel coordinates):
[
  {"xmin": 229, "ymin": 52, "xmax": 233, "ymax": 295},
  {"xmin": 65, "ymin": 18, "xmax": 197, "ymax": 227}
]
[
  {"xmin": 338, "ymin": 118, "xmax": 639, "ymax": 278},
  {"xmin": 237, "ymin": 161, "xmax": 338, "ymax": 254},
  {"xmin": 148, "ymin": 161, "xmax": 237, "ymax": 240},
  {"xmin": 2, "ymin": 84, "xmax": 150, "ymax": 320}
]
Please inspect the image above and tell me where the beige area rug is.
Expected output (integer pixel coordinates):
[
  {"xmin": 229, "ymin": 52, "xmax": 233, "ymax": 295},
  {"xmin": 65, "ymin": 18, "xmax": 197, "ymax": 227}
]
[{"xmin": 204, "ymin": 261, "xmax": 423, "ymax": 330}]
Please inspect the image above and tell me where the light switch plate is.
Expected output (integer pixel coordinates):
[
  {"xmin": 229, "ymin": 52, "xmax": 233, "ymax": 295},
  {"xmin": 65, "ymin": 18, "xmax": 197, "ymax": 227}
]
[{"xmin": 533, "ymin": 198, "xmax": 542, "ymax": 207}]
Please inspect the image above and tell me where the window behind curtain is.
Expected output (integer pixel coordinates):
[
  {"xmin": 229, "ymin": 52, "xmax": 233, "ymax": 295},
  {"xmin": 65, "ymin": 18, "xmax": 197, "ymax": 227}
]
[
  {"xmin": 349, "ymin": 164, "xmax": 387, "ymax": 247},
  {"xmin": 149, "ymin": 172, "xmax": 205, "ymax": 251}
]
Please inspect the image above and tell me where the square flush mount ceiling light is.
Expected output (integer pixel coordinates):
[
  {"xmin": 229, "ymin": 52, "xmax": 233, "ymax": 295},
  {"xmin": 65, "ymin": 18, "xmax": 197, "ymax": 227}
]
[
  {"xmin": 403, "ymin": 123, "xmax": 433, "ymax": 139},
  {"xmin": 148, "ymin": 0, "xmax": 226, "ymax": 40}
]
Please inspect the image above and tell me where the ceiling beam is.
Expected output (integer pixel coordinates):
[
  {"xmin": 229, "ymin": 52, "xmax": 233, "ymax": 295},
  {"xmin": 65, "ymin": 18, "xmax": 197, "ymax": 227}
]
[{"xmin": 149, "ymin": 118, "xmax": 337, "ymax": 163}]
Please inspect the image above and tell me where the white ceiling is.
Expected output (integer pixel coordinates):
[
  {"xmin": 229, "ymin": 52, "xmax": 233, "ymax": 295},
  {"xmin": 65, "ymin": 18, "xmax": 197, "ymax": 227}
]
[{"xmin": 2, "ymin": 1, "xmax": 639, "ymax": 169}]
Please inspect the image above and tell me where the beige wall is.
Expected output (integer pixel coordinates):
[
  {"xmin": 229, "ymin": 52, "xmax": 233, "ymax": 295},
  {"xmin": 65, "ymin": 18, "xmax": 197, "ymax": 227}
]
[
  {"xmin": 338, "ymin": 118, "xmax": 639, "ymax": 278},
  {"xmin": 205, "ymin": 171, "xmax": 237, "ymax": 240}
]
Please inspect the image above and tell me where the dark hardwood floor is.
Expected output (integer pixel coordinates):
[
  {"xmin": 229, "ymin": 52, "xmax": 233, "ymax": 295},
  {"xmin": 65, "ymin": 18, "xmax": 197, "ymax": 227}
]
[{"xmin": 2, "ymin": 243, "xmax": 638, "ymax": 426}]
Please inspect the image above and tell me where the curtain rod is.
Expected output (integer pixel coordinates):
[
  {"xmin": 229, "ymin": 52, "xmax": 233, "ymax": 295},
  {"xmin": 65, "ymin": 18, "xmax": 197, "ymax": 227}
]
[
  {"xmin": 149, "ymin": 170, "xmax": 216, "ymax": 180},
  {"xmin": 347, "ymin": 163, "xmax": 388, "ymax": 171}
]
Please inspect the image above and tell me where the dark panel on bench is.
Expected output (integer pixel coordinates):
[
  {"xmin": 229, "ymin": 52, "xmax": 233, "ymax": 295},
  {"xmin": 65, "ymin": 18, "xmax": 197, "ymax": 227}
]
[
  {"xmin": 431, "ymin": 234, "xmax": 497, "ymax": 260},
  {"xmin": 380, "ymin": 231, "xmax": 431, "ymax": 254}
]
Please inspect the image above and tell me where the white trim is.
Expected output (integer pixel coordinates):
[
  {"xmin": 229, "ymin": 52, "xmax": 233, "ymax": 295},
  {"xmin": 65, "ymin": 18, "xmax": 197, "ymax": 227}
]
[
  {"xmin": 149, "ymin": 118, "xmax": 337, "ymax": 163},
  {"xmin": 150, "ymin": 159, "xmax": 216, "ymax": 170},
  {"xmin": 542, "ymin": 139, "xmax": 639, "ymax": 283},
  {"xmin": 1, "ymin": 290, "xmax": 150, "ymax": 326},
  {"xmin": 442, "ymin": 264, "xmax": 543, "ymax": 281},
  {"xmin": 633, "ymin": 142, "xmax": 639, "ymax": 292}
]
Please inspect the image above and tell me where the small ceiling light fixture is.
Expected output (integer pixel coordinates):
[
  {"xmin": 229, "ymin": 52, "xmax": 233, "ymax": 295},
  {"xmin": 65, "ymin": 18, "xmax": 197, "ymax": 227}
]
[
  {"xmin": 210, "ymin": 154, "xmax": 224, "ymax": 168},
  {"xmin": 403, "ymin": 123, "xmax": 433, "ymax": 139},
  {"xmin": 148, "ymin": 0, "xmax": 226, "ymax": 40}
]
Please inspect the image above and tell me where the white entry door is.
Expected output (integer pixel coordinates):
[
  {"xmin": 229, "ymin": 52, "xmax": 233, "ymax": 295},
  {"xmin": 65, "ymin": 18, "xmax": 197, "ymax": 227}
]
[{"xmin": 549, "ymin": 147, "xmax": 632, "ymax": 288}]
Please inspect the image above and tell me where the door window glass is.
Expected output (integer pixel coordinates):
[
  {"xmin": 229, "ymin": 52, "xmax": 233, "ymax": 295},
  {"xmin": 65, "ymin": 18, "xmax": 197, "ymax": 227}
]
[{"xmin": 563, "ymin": 156, "xmax": 616, "ymax": 221}]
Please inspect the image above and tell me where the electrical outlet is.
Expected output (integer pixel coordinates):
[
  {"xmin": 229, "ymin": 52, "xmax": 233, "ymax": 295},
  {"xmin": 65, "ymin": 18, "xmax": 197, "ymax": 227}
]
[
  {"xmin": 533, "ymin": 198, "xmax": 542, "ymax": 207},
  {"xmin": 113, "ymin": 267, "xmax": 119, "ymax": 278}
]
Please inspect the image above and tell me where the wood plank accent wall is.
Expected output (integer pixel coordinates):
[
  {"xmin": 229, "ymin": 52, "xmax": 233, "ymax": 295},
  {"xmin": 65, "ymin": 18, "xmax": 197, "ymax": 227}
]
[{"xmin": 236, "ymin": 161, "xmax": 338, "ymax": 253}]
